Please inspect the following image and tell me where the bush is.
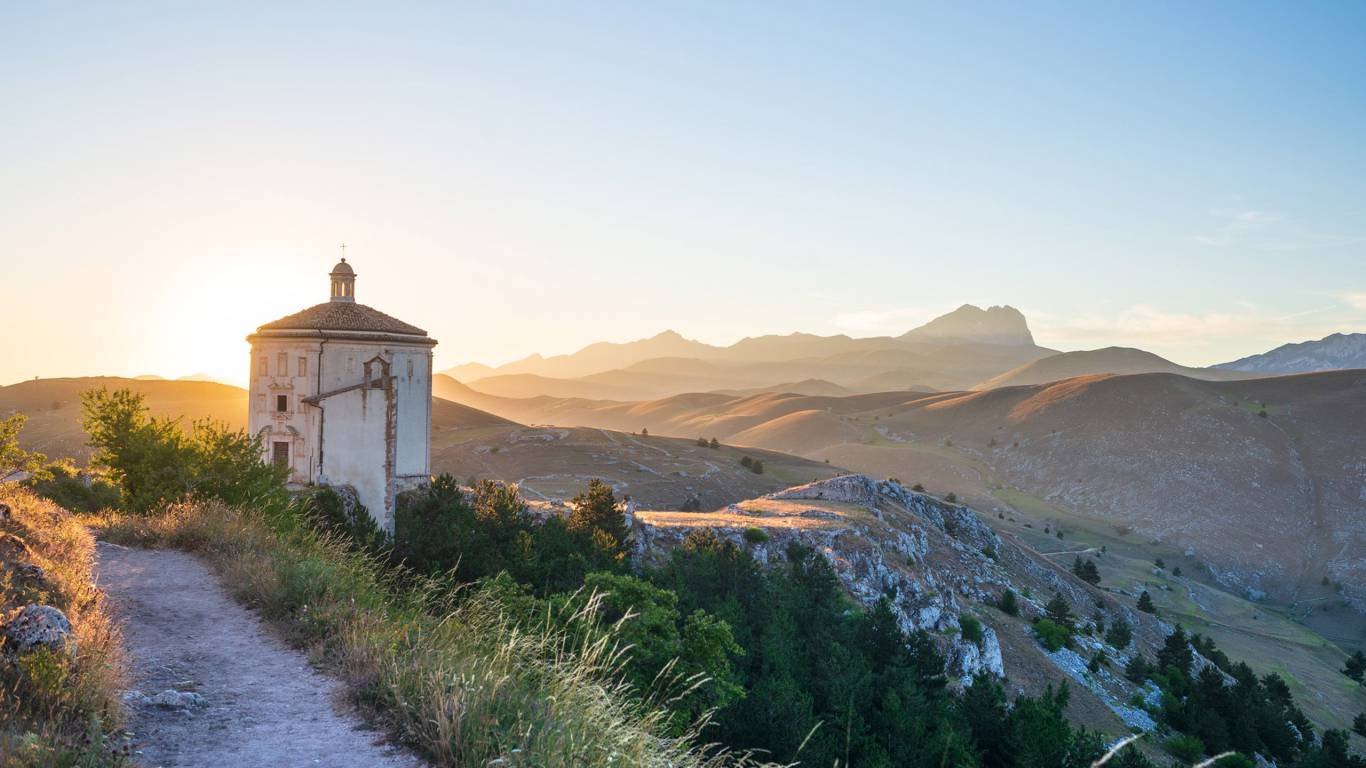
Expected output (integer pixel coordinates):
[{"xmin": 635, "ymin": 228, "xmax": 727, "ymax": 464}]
[
  {"xmin": 80, "ymin": 387, "xmax": 288, "ymax": 513},
  {"xmin": 959, "ymin": 615, "xmax": 984, "ymax": 647},
  {"xmin": 1033, "ymin": 619, "xmax": 1070, "ymax": 652},
  {"xmin": 28, "ymin": 460, "xmax": 120, "ymax": 513},
  {"xmin": 999, "ymin": 588, "xmax": 1020, "ymax": 616},
  {"xmin": 1166, "ymin": 734, "xmax": 1205, "ymax": 762},
  {"xmin": 944, "ymin": 492, "xmax": 957, "ymax": 503},
  {"xmin": 741, "ymin": 527, "xmax": 769, "ymax": 545}
]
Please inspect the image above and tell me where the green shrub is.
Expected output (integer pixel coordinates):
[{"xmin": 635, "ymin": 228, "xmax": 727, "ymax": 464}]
[
  {"xmin": 1033, "ymin": 618, "xmax": 1070, "ymax": 652},
  {"xmin": 741, "ymin": 527, "xmax": 769, "ymax": 544},
  {"xmin": 999, "ymin": 588, "xmax": 1020, "ymax": 616},
  {"xmin": 80, "ymin": 387, "xmax": 287, "ymax": 513},
  {"xmin": 959, "ymin": 615, "xmax": 984, "ymax": 647},
  {"xmin": 28, "ymin": 460, "xmax": 120, "ymax": 513},
  {"xmin": 1165, "ymin": 734, "xmax": 1205, "ymax": 762}
]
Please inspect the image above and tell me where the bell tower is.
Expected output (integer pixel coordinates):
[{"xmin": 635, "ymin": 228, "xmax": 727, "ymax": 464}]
[{"xmin": 330, "ymin": 255, "xmax": 356, "ymax": 302}]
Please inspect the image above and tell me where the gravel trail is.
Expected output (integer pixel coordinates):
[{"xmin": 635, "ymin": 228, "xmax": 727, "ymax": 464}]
[{"xmin": 96, "ymin": 542, "xmax": 422, "ymax": 768}]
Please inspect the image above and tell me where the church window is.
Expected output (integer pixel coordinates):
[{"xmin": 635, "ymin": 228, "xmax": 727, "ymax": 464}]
[
  {"xmin": 276, "ymin": 395, "xmax": 289, "ymax": 413},
  {"xmin": 277, "ymin": 352, "xmax": 288, "ymax": 376},
  {"xmin": 346, "ymin": 357, "xmax": 355, "ymax": 373},
  {"xmin": 272, "ymin": 441, "xmax": 290, "ymax": 468},
  {"xmin": 298, "ymin": 357, "xmax": 307, "ymax": 377},
  {"xmin": 407, "ymin": 360, "xmax": 414, "ymax": 378},
  {"xmin": 258, "ymin": 356, "xmax": 268, "ymax": 376}
]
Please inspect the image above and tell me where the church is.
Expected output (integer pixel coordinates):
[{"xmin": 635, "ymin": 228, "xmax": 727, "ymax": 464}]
[{"xmin": 246, "ymin": 258, "xmax": 436, "ymax": 531}]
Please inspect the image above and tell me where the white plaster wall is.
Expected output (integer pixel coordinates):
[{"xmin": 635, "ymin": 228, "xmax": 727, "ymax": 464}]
[
  {"xmin": 250, "ymin": 334, "xmax": 433, "ymax": 531},
  {"xmin": 318, "ymin": 386, "xmax": 392, "ymax": 529}
]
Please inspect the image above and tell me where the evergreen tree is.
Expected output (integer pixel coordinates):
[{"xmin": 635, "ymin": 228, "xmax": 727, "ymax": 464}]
[
  {"xmin": 1072, "ymin": 557, "xmax": 1101, "ymax": 585},
  {"xmin": 1157, "ymin": 625, "xmax": 1193, "ymax": 676},
  {"xmin": 1105, "ymin": 616, "xmax": 1133, "ymax": 649},
  {"xmin": 568, "ymin": 478, "xmax": 627, "ymax": 545},
  {"xmin": 1124, "ymin": 654, "xmax": 1150, "ymax": 684},
  {"xmin": 1343, "ymin": 650, "xmax": 1366, "ymax": 682},
  {"xmin": 1046, "ymin": 593, "xmax": 1074, "ymax": 630},
  {"xmin": 1353, "ymin": 712, "xmax": 1366, "ymax": 739},
  {"xmin": 1137, "ymin": 590, "xmax": 1157, "ymax": 614}
]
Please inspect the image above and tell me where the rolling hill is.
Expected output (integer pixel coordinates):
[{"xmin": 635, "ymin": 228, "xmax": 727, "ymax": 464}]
[
  {"xmin": 974, "ymin": 346, "xmax": 1254, "ymax": 389},
  {"xmin": 3, "ymin": 376, "xmax": 839, "ymax": 511},
  {"xmin": 1, "ymin": 377, "xmax": 250, "ymax": 461},
  {"xmin": 431, "ymin": 368, "xmax": 1366, "ymax": 618}
]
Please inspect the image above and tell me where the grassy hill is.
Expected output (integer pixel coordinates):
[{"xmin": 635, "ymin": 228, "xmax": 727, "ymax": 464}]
[
  {"xmin": 432, "ymin": 369, "xmax": 1366, "ymax": 617},
  {"xmin": 5, "ymin": 376, "xmax": 839, "ymax": 511},
  {"xmin": 1, "ymin": 377, "xmax": 249, "ymax": 461},
  {"xmin": 974, "ymin": 346, "xmax": 1254, "ymax": 389}
]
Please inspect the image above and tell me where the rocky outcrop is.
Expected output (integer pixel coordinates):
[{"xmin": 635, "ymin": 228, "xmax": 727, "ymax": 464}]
[
  {"xmin": 1, "ymin": 604, "xmax": 74, "ymax": 656},
  {"xmin": 635, "ymin": 476, "xmax": 1013, "ymax": 680}
]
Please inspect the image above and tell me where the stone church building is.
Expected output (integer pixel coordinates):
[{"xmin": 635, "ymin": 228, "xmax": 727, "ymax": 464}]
[{"xmin": 247, "ymin": 258, "xmax": 436, "ymax": 531}]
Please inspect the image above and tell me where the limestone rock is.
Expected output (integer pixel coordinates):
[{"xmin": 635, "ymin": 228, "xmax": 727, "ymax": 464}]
[
  {"xmin": 123, "ymin": 689, "xmax": 208, "ymax": 710},
  {"xmin": 1, "ymin": 604, "xmax": 74, "ymax": 656}
]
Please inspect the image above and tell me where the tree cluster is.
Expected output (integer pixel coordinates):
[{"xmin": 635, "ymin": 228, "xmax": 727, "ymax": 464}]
[{"xmin": 79, "ymin": 388, "xmax": 288, "ymax": 512}]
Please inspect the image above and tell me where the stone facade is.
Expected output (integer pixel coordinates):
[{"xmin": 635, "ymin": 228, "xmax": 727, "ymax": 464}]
[{"xmin": 246, "ymin": 259, "xmax": 436, "ymax": 531}]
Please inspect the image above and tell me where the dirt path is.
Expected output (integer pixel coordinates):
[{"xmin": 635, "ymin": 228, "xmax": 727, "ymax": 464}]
[{"xmin": 96, "ymin": 542, "xmax": 423, "ymax": 768}]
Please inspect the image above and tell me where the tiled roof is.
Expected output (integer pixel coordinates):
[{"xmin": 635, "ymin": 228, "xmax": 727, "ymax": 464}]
[{"xmin": 256, "ymin": 302, "xmax": 428, "ymax": 336}]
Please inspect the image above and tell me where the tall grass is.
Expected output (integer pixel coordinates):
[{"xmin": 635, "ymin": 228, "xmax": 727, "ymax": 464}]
[
  {"xmin": 92, "ymin": 499, "xmax": 776, "ymax": 768},
  {"xmin": 1, "ymin": 484, "xmax": 127, "ymax": 768}
]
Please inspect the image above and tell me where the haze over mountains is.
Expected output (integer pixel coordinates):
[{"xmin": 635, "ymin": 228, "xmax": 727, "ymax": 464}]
[{"xmin": 443, "ymin": 304, "xmax": 1279, "ymax": 401}]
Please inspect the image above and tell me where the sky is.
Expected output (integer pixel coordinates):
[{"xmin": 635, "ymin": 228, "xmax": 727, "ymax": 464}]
[{"xmin": 3, "ymin": 1, "xmax": 1365, "ymax": 387}]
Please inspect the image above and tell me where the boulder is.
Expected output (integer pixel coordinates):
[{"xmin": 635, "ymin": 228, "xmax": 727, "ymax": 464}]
[{"xmin": 1, "ymin": 604, "xmax": 74, "ymax": 656}]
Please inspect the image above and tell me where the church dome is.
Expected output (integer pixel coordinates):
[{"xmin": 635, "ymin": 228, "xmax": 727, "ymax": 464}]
[{"xmin": 248, "ymin": 257, "xmax": 434, "ymax": 342}]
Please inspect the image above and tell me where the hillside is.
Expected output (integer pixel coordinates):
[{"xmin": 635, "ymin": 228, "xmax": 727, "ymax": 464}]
[
  {"xmin": 431, "ymin": 422, "xmax": 841, "ymax": 510},
  {"xmin": 974, "ymin": 347, "xmax": 1252, "ymax": 389},
  {"xmin": 432, "ymin": 369, "xmax": 1366, "ymax": 616},
  {"xmin": 1218, "ymin": 331, "xmax": 1366, "ymax": 375},
  {"xmin": 633, "ymin": 474, "xmax": 1366, "ymax": 740},
  {"xmin": 5, "ymin": 376, "xmax": 837, "ymax": 512},
  {"xmin": 1, "ymin": 377, "xmax": 249, "ymax": 461}
]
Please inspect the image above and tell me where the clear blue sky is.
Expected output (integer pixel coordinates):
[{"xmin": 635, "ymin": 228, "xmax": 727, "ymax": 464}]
[{"xmin": 3, "ymin": 1, "xmax": 1364, "ymax": 385}]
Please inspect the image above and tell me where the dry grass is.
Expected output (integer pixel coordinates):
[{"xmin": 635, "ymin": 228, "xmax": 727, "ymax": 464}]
[
  {"xmin": 0, "ymin": 484, "xmax": 127, "ymax": 768},
  {"xmin": 91, "ymin": 500, "xmax": 779, "ymax": 768}
]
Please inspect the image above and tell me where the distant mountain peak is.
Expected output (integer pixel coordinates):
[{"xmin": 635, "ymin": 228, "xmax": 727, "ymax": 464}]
[
  {"xmin": 1216, "ymin": 331, "xmax": 1366, "ymax": 374},
  {"xmin": 902, "ymin": 304, "xmax": 1035, "ymax": 346}
]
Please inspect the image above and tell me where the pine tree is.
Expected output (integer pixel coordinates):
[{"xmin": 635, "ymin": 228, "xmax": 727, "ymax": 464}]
[
  {"xmin": 1353, "ymin": 712, "xmax": 1366, "ymax": 739},
  {"xmin": 568, "ymin": 478, "xmax": 627, "ymax": 544},
  {"xmin": 1137, "ymin": 590, "xmax": 1157, "ymax": 614},
  {"xmin": 1343, "ymin": 650, "xmax": 1366, "ymax": 682},
  {"xmin": 1072, "ymin": 557, "xmax": 1101, "ymax": 585},
  {"xmin": 1156, "ymin": 625, "xmax": 1193, "ymax": 676},
  {"xmin": 999, "ymin": 588, "xmax": 1020, "ymax": 616},
  {"xmin": 1105, "ymin": 617, "xmax": 1133, "ymax": 650},
  {"xmin": 1045, "ymin": 593, "xmax": 1074, "ymax": 630}
]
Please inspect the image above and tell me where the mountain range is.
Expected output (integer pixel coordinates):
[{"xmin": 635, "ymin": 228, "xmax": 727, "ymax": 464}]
[
  {"xmin": 1217, "ymin": 332, "xmax": 1366, "ymax": 375},
  {"xmin": 443, "ymin": 305, "xmax": 1265, "ymax": 401}
]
